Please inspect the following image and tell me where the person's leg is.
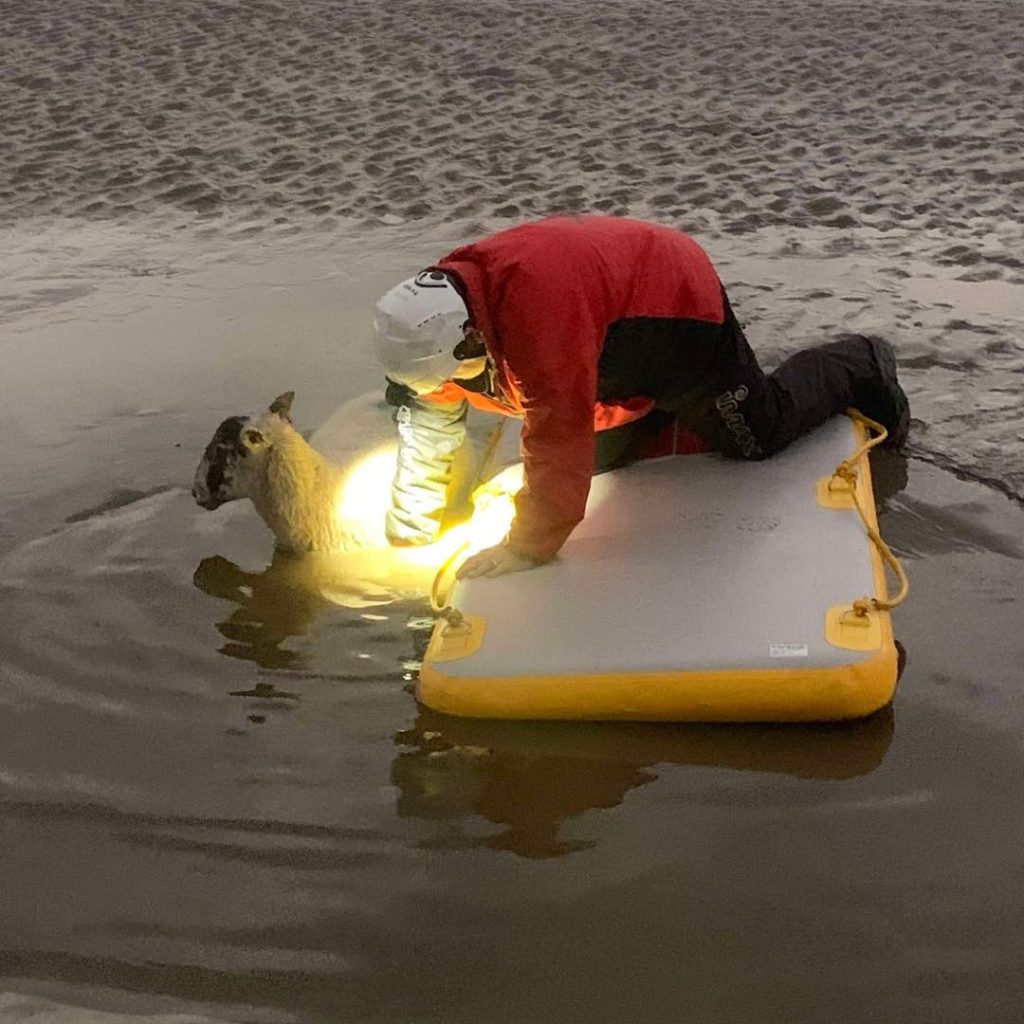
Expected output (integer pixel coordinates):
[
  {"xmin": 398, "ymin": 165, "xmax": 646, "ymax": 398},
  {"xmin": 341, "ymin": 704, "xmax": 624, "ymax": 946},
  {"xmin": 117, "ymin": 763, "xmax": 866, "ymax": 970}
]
[
  {"xmin": 764, "ymin": 332, "xmax": 909, "ymax": 451},
  {"xmin": 660, "ymin": 300, "xmax": 909, "ymax": 459}
]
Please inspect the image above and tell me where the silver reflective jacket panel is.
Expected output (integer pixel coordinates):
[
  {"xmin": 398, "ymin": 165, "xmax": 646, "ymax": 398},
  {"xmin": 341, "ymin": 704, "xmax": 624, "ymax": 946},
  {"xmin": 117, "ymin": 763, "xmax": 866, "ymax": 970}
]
[{"xmin": 386, "ymin": 395, "xmax": 468, "ymax": 544}]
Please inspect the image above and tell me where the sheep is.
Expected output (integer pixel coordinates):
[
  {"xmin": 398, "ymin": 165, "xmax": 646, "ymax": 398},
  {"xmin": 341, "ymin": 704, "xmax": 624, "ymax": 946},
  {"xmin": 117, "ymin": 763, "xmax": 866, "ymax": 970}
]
[
  {"xmin": 192, "ymin": 390, "xmax": 389, "ymax": 553},
  {"xmin": 192, "ymin": 390, "xmax": 522, "ymax": 558}
]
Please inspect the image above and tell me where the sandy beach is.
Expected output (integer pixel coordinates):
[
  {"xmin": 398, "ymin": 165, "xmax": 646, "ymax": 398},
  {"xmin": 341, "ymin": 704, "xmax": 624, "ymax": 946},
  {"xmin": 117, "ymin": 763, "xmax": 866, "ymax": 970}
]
[{"xmin": 2, "ymin": 1, "xmax": 1024, "ymax": 1021}]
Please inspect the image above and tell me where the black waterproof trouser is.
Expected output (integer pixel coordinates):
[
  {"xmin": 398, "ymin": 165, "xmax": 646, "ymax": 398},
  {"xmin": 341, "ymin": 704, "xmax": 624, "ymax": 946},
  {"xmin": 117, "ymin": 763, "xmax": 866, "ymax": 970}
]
[{"xmin": 594, "ymin": 298, "xmax": 892, "ymax": 473}]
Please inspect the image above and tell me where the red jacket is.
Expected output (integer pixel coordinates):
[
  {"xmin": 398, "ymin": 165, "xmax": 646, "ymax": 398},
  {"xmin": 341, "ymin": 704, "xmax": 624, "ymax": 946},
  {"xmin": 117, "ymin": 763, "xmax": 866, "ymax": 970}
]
[{"xmin": 432, "ymin": 216, "xmax": 725, "ymax": 562}]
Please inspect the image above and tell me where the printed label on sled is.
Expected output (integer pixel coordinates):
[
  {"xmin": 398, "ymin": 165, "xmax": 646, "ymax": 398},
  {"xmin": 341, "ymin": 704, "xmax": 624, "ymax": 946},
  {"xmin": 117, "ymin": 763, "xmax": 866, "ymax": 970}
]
[{"xmin": 770, "ymin": 643, "xmax": 810, "ymax": 659}]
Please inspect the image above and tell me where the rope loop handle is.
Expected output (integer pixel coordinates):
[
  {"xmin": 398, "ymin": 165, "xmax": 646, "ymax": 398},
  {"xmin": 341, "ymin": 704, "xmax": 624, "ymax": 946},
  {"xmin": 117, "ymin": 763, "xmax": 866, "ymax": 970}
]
[
  {"xmin": 430, "ymin": 540, "xmax": 469, "ymax": 616},
  {"xmin": 837, "ymin": 409, "xmax": 909, "ymax": 615}
]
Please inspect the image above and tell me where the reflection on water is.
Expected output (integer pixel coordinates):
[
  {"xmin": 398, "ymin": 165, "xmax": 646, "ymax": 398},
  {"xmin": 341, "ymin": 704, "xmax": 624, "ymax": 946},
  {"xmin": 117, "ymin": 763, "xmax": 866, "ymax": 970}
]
[
  {"xmin": 392, "ymin": 708, "xmax": 895, "ymax": 859},
  {"xmin": 191, "ymin": 547, "xmax": 438, "ymax": 671},
  {"xmin": 193, "ymin": 551, "xmax": 896, "ymax": 860},
  {"xmin": 193, "ymin": 554, "xmax": 341, "ymax": 670}
]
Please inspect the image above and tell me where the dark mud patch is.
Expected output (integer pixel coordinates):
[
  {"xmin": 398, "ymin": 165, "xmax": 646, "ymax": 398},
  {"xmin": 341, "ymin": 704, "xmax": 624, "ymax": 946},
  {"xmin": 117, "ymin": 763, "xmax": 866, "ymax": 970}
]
[
  {"xmin": 882, "ymin": 492, "xmax": 1024, "ymax": 560},
  {"xmin": 64, "ymin": 486, "xmax": 176, "ymax": 523}
]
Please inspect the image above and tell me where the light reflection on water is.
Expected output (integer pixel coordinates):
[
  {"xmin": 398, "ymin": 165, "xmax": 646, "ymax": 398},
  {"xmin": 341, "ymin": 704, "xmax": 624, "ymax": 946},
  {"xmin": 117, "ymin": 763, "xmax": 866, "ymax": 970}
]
[{"xmin": 193, "ymin": 552, "xmax": 385, "ymax": 672}]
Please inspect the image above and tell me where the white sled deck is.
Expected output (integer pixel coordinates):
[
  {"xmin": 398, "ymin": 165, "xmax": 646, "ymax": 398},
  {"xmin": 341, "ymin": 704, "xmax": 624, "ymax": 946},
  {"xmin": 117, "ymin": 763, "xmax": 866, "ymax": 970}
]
[{"xmin": 419, "ymin": 414, "xmax": 901, "ymax": 722}]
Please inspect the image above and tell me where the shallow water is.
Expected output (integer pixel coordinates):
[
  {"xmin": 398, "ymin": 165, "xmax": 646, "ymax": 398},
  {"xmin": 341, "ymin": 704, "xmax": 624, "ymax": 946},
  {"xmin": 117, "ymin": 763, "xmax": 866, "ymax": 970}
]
[
  {"xmin": 3, "ymin": 450, "xmax": 1024, "ymax": 1023},
  {"xmin": 3, "ymin": 1, "xmax": 1024, "ymax": 1021}
]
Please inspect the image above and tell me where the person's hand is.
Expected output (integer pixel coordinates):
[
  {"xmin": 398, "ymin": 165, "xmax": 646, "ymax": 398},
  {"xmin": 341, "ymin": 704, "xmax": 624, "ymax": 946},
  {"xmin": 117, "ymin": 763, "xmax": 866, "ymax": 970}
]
[{"xmin": 456, "ymin": 542, "xmax": 537, "ymax": 579}]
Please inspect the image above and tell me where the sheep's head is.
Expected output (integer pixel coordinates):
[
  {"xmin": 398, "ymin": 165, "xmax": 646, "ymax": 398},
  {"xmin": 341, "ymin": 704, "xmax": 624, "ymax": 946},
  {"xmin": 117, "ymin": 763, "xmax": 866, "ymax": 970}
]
[{"xmin": 192, "ymin": 392, "xmax": 294, "ymax": 510}]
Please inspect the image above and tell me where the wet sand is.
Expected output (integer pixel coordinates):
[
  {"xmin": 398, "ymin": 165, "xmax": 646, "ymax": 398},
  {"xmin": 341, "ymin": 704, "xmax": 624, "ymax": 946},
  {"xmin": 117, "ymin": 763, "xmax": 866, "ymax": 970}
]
[
  {"xmin": 2, "ymin": 1, "xmax": 1024, "ymax": 1021},
  {"xmin": 5, "ymin": 0, "xmax": 1023, "ymax": 244}
]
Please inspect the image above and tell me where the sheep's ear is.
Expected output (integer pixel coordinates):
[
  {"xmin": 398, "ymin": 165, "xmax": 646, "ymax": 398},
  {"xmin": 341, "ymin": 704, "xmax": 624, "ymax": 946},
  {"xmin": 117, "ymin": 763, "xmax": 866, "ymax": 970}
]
[
  {"xmin": 240, "ymin": 426, "xmax": 268, "ymax": 450},
  {"xmin": 269, "ymin": 391, "xmax": 295, "ymax": 423}
]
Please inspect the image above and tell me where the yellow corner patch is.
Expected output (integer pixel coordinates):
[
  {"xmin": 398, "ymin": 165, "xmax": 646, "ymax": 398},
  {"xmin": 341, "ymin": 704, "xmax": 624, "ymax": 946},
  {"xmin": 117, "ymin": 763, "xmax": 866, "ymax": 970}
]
[
  {"xmin": 825, "ymin": 603, "xmax": 883, "ymax": 651},
  {"xmin": 426, "ymin": 614, "xmax": 487, "ymax": 663},
  {"xmin": 816, "ymin": 473, "xmax": 856, "ymax": 509}
]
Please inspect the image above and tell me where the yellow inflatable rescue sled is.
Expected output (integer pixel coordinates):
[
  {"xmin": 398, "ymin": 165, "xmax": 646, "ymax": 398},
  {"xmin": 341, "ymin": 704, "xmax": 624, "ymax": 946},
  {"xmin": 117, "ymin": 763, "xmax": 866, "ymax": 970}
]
[{"xmin": 420, "ymin": 414, "xmax": 905, "ymax": 722}]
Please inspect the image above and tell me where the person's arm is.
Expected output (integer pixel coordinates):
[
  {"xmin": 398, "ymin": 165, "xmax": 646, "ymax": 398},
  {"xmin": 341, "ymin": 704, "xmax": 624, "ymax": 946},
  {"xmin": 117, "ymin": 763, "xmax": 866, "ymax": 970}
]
[
  {"xmin": 495, "ymin": 268, "xmax": 604, "ymax": 562},
  {"xmin": 385, "ymin": 389, "xmax": 468, "ymax": 546},
  {"xmin": 506, "ymin": 372, "xmax": 596, "ymax": 562}
]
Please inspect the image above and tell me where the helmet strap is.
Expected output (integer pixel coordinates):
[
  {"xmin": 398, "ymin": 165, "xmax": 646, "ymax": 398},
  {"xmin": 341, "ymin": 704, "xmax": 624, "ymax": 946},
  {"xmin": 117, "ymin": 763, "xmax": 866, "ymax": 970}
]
[{"xmin": 454, "ymin": 327, "xmax": 487, "ymax": 361}]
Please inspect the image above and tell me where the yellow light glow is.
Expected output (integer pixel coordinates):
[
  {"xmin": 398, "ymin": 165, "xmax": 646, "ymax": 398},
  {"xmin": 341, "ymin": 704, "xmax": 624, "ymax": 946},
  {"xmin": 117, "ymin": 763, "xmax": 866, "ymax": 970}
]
[
  {"xmin": 457, "ymin": 461, "xmax": 523, "ymax": 550},
  {"xmin": 333, "ymin": 443, "xmax": 399, "ymax": 550},
  {"xmin": 334, "ymin": 446, "xmax": 523, "ymax": 572}
]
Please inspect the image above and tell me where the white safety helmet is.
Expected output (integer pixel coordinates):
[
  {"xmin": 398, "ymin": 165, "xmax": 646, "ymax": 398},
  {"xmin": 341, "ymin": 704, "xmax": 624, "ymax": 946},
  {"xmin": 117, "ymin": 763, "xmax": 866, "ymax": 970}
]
[{"xmin": 373, "ymin": 270, "xmax": 470, "ymax": 395}]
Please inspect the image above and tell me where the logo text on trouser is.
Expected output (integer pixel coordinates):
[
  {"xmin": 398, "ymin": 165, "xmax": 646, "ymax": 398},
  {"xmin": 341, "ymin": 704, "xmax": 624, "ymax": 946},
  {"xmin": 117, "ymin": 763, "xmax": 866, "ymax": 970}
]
[{"xmin": 715, "ymin": 386, "xmax": 762, "ymax": 458}]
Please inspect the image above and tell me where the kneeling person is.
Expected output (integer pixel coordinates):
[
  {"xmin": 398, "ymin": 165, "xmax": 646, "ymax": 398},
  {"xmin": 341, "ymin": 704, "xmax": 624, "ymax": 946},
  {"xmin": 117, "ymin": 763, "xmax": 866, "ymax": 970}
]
[{"xmin": 371, "ymin": 216, "xmax": 910, "ymax": 579}]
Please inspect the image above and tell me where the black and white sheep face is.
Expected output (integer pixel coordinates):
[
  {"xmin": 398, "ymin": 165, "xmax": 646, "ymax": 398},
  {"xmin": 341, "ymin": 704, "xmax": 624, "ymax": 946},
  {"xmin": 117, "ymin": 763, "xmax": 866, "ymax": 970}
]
[
  {"xmin": 193, "ymin": 415, "xmax": 247, "ymax": 509},
  {"xmin": 192, "ymin": 415, "xmax": 265, "ymax": 510},
  {"xmin": 192, "ymin": 392, "xmax": 294, "ymax": 510}
]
